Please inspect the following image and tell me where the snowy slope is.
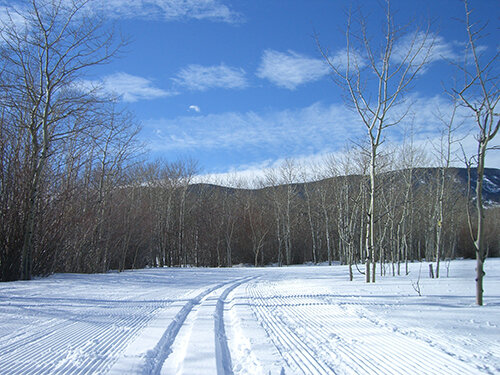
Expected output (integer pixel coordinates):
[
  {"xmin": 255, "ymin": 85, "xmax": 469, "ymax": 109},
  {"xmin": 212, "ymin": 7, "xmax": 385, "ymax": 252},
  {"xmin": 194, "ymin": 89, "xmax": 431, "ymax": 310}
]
[{"xmin": 0, "ymin": 260, "xmax": 499, "ymax": 374}]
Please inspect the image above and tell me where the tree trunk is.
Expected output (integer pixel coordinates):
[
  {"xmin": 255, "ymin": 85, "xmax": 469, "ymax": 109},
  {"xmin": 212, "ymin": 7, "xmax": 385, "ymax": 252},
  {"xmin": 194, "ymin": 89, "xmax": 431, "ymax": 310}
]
[
  {"xmin": 367, "ymin": 146, "xmax": 376, "ymax": 283},
  {"xmin": 323, "ymin": 203, "xmax": 332, "ymax": 266},
  {"xmin": 21, "ymin": 165, "xmax": 40, "ymax": 280},
  {"xmin": 475, "ymin": 142, "xmax": 487, "ymax": 305}
]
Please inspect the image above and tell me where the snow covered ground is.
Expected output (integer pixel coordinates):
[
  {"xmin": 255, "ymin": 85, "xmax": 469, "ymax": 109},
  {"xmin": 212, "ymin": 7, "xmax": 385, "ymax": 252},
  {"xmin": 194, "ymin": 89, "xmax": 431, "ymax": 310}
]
[{"xmin": 0, "ymin": 259, "xmax": 499, "ymax": 374}]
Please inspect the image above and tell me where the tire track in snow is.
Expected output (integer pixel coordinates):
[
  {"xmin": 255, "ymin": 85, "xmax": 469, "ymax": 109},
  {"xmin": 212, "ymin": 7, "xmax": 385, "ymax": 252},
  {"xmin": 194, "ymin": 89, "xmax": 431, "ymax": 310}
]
[
  {"xmin": 248, "ymin": 281, "xmax": 479, "ymax": 375},
  {"xmin": 215, "ymin": 277, "xmax": 257, "ymax": 375},
  {"xmin": 144, "ymin": 276, "xmax": 255, "ymax": 375}
]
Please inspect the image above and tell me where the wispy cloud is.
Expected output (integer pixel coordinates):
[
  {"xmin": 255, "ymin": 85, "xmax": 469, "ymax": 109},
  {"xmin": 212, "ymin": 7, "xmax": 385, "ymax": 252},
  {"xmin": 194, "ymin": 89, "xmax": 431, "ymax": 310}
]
[
  {"xmin": 256, "ymin": 49, "xmax": 329, "ymax": 89},
  {"xmin": 87, "ymin": 0, "xmax": 241, "ymax": 23},
  {"xmin": 323, "ymin": 33, "xmax": 457, "ymax": 77},
  {"xmin": 82, "ymin": 72, "xmax": 174, "ymax": 102},
  {"xmin": 324, "ymin": 48, "xmax": 366, "ymax": 72},
  {"xmin": 145, "ymin": 102, "xmax": 362, "ymax": 156},
  {"xmin": 173, "ymin": 64, "xmax": 248, "ymax": 91},
  {"xmin": 194, "ymin": 130, "xmax": 500, "ymax": 187},
  {"xmin": 0, "ymin": 4, "xmax": 30, "ymax": 41},
  {"xmin": 391, "ymin": 32, "xmax": 459, "ymax": 72},
  {"xmin": 0, "ymin": 5, "xmax": 24, "ymax": 27},
  {"xmin": 2, "ymin": 0, "xmax": 241, "ymax": 24},
  {"xmin": 194, "ymin": 152, "xmax": 348, "ymax": 187},
  {"xmin": 382, "ymin": 95, "xmax": 500, "ymax": 169},
  {"xmin": 144, "ymin": 94, "xmax": 499, "ymax": 175}
]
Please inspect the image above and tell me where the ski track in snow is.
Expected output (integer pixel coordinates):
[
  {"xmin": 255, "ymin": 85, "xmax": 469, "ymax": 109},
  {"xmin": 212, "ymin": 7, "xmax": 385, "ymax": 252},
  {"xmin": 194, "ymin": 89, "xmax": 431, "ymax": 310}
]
[
  {"xmin": 0, "ymin": 260, "xmax": 499, "ymax": 375},
  {"xmin": 214, "ymin": 278, "xmax": 256, "ymax": 375},
  {"xmin": 146, "ymin": 276, "xmax": 255, "ymax": 374}
]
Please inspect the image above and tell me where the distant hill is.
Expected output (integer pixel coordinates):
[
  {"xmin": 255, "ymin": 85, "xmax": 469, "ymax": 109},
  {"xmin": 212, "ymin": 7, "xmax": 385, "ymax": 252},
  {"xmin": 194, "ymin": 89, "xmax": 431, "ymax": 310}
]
[
  {"xmin": 452, "ymin": 167, "xmax": 500, "ymax": 205},
  {"xmin": 188, "ymin": 167, "xmax": 500, "ymax": 205}
]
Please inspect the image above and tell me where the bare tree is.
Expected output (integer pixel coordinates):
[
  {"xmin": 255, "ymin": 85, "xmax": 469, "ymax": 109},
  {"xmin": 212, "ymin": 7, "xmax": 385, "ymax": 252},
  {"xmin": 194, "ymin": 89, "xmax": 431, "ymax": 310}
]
[
  {"xmin": 264, "ymin": 171, "xmax": 285, "ymax": 266},
  {"xmin": 395, "ymin": 132, "xmax": 430, "ymax": 275},
  {"xmin": 299, "ymin": 162, "xmax": 322, "ymax": 264},
  {"xmin": 0, "ymin": 0, "xmax": 123, "ymax": 279},
  {"xmin": 432, "ymin": 101, "xmax": 463, "ymax": 278},
  {"xmin": 176, "ymin": 160, "xmax": 198, "ymax": 267},
  {"xmin": 219, "ymin": 181, "xmax": 240, "ymax": 267},
  {"xmin": 318, "ymin": 179, "xmax": 335, "ymax": 266},
  {"xmin": 244, "ymin": 192, "xmax": 270, "ymax": 267},
  {"xmin": 91, "ymin": 107, "xmax": 140, "ymax": 272},
  {"xmin": 318, "ymin": 0, "xmax": 433, "ymax": 282},
  {"xmin": 272, "ymin": 160, "xmax": 299, "ymax": 265},
  {"xmin": 337, "ymin": 175, "xmax": 362, "ymax": 280},
  {"xmin": 454, "ymin": 0, "xmax": 499, "ymax": 305},
  {"xmin": 265, "ymin": 161, "xmax": 299, "ymax": 266}
]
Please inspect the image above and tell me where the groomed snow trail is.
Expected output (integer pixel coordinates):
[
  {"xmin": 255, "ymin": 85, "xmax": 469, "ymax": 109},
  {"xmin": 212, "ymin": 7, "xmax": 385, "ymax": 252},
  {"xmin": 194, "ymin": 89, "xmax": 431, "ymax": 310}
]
[
  {"xmin": 246, "ymin": 280, "xmax": 479, "ymax": 375},
  {"xmin": 0, "ymin": 269, "xmax": 255, "ymax": 375},
  {"xmin": 160, "ymin": 276, "xmax": 255, "ymax": 375},
  {"xmin": 0, "ymin": 292, "xmax": 170, "ymax": 374},
  {"xmin": 0, "ymin": 260, "xmax": 499, "ymax": 374}
]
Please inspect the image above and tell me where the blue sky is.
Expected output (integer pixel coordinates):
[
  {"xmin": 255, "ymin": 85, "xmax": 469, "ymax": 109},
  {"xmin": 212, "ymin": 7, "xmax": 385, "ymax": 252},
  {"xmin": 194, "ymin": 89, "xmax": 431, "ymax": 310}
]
[{"xmin": 3, "ymin": 0, "xmax": 499, "ymax": 176}]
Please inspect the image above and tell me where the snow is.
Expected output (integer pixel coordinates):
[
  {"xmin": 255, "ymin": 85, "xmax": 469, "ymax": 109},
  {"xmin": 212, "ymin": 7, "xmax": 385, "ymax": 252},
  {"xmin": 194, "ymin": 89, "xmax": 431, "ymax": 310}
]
[
  {"xmin": 1, "ymin": 259, "xmax": 499, "ymax": 374},
  {"xmin": 483, "ymin": 176, "xmax": 500, "ymax": 194}
]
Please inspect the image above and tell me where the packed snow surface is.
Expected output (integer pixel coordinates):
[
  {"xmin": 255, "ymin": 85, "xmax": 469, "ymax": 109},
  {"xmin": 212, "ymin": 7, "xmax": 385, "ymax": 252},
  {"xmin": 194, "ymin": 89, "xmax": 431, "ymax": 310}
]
[{"xmin": 1, "ymin": 259, "xmax": 499, "ymax": 374}]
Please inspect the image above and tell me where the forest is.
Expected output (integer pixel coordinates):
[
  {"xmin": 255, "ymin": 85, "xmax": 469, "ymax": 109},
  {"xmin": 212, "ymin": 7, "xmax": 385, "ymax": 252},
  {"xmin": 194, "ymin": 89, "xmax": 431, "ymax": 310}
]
[
  {"xmin": 1, "ymin": 142, "xmax": 499, "ymax": 282},
  {"xmin": 0, "ymin": 0, "xmax": 498, "ymax": 309}
]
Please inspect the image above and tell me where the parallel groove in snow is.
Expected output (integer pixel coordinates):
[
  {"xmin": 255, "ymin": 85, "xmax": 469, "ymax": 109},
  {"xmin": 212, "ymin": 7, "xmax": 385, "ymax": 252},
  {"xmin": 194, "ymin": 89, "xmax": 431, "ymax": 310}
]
[
  {"xmin": 248, "ymin": 283, "xmax": 335, "ymax": 375},
  {"xmin": 347, "ymin": 302, "xmax": 500, "ymax": 372},
  {"xmin": 247, "ymin": 281, "xmax": 479, "ymax": 375},
  {"xmin": 0, "ymin": 300, "xmax": 167, "ymax": 375}
]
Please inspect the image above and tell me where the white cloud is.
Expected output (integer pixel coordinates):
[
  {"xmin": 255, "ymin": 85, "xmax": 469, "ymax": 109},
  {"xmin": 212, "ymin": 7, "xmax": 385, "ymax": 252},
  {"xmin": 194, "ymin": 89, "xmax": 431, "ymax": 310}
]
[
  {"xmin": 256, "ymin": 49, "xmax": 329, "ymax": 90},
  {"xmin": 0, "ymin": 4, "xmax": 31, "ymax": 42},
  {"xmin": 87, "ymin": 0, "xmax": 241, "ymax": 23},
  {"xmin": 145, "ymin": 101, "xmax": 362, "ymax": 155},
  {"xmin": 0, "ymin": 5, "xmax": 25, "ymax": 28},
  {"xmin": 381, "ymin": 94, "xmax": 500, "ymax": 170},
  {"xmin": 427, "ymin": 35, "xmax": 459, "ymax": 63},
  {"xmin": 321, "ymin": 48, "xmax": 367, "ymax": 74},
  {"xmin": 81, "ymin": 72, "xmax": 174, "ymax": 102},
  {"xmin": 173, "ymin": 64, "xmax": 248, "ymax": 91},
  {"xmin": 391, "ymin": 32, "xmax": 458, "ymax": 72},
  {"xmin": 189, "ymin": 105, "xmax": 201, "ymax": 113},
  {"xmin": 195, "ymin": 130, "xmax": 500, "ymax": 188},
  {"xmin": 2, "ymin": 0, "xmax": 241, "ymax": 24},
  {"xmin": 194, "ymin": 127, "xmax": 500, "ymax": 188},
  {"xmin": 144, "ymin": 94, "xmax": 499, "ymax": 179},
  {"xmin": 194, "ymin": 152, "xmax": 349, "ymax": 188}
]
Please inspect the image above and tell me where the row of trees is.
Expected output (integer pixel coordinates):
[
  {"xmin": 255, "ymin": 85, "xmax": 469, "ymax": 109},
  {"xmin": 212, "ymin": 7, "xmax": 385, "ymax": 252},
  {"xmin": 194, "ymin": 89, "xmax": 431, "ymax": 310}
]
[{"xmin": 3, "ymin": 142, "xmax": 499, "ymax": 282}]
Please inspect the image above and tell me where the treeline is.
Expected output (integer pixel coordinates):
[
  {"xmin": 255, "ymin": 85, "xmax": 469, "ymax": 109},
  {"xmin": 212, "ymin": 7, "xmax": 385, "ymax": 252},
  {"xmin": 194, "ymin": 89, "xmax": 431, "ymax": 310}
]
[
  {"xmin": 122, "ymin": 161, "xmax": 498, "ymax": 277},
  {"xmin": 3, "ymin": 137, "xmax": 499, "ymax": 282}
]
